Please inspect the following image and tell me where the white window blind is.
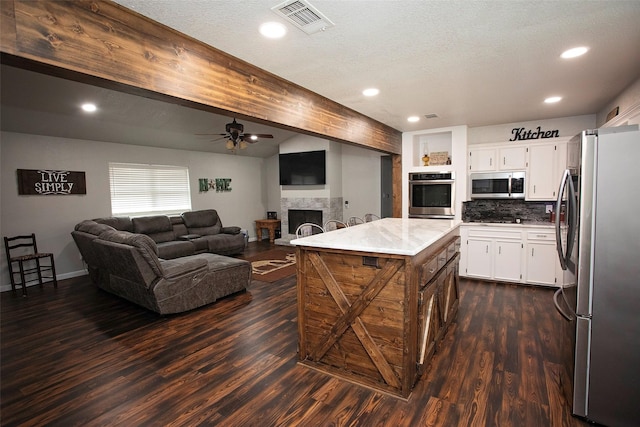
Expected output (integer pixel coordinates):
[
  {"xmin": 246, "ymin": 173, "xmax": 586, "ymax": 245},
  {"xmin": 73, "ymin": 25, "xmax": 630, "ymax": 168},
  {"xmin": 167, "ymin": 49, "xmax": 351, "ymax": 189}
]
[{"xmin": 109, "ymin": 163, "xmax": 192, "ymax": 216}]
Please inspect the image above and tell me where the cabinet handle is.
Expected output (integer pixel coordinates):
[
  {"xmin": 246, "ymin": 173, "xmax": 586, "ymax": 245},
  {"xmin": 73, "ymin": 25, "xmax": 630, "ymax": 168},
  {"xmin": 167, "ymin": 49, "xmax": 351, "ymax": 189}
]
[
  {"xmin": 486, "ymin": 245, "xmax": 489, "ymax": 253},
  {"xmin": 498, "ymin": 246, "xmax": 501, "ymax": 255},
  {"xmin": 531, "ymin": 248, "xmax": 535, "ymax": 257},
  {"xmin": 490, "ymin": 158, "xmax": 492, "ymax": 166},
  {"xmin": 534, "ymin": 185, "xmax": 536, "ymax": 193},
  {"xmin": 503, "ymin": 157, "xmax": 506, "ymax": 165},
  {"xmin": 536, "ymin": 234, "xmax": 547, "ymax": 238}
]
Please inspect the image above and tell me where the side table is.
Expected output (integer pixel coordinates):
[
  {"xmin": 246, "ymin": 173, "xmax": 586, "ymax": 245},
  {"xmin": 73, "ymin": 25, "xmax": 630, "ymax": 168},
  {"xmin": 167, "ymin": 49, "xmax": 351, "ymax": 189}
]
[{"xmin": 255, "ymin": 219, "xmax": 281, "ymax": 243}]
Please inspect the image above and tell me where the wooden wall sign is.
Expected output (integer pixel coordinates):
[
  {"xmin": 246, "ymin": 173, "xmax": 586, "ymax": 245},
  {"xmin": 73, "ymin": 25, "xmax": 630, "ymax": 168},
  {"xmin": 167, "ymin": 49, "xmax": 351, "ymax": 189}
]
[
  {"xmin": 17, "ymin": 169, "xmax": 86, "ymax": 195},
  {"xmin": 510, "ymin": 126, "xmax": 560, "ymax": 141},
  {"xmin": 198, "ymin": 178, "xmax": 232, "ymax": 193}
]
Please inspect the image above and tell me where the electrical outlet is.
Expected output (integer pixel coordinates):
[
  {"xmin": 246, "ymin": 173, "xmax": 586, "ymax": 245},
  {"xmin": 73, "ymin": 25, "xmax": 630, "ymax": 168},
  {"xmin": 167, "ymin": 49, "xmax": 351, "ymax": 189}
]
[
  {"xmin": 345, "ymin": 200, "xmax": 349, "ymax": 209},
  {"xmin": 545, "ymin": 204, "xmax": 553, "ymax": 213}
]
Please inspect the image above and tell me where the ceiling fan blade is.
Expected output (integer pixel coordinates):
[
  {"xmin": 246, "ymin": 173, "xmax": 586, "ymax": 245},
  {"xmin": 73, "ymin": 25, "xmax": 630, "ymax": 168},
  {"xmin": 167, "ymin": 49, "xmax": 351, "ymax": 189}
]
[{"xmin": 195, "ymin": 133, "xmax": 228, "ymax": 136}]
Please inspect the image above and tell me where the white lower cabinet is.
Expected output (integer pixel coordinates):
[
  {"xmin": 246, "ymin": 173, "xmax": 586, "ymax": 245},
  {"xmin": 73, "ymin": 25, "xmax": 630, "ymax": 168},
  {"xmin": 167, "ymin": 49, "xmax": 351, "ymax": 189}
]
[
  {"xmin": 494, "ymin": 239, "xmax": 523, "ymax": 282},
  {"xmin": 460, "ymin": 224, "xmax": 562, "ymax": 287},
  {"xmin": 465, "ymin": 238, "xmax": 493, "ymax": 279},
  {"xmin": 461, "ymin": 226, "xmax": 523, "ymax": 283},
  {"xmin": 524, "ymin": 229, "xmax": 562, "ymax": 286}
]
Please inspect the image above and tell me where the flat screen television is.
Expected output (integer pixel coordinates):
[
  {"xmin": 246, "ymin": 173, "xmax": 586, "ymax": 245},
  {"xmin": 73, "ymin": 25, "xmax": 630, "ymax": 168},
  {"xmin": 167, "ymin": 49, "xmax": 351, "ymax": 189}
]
[{"xmin": 279, "ymin": 150, "xmax": 326, "ymax": 185}]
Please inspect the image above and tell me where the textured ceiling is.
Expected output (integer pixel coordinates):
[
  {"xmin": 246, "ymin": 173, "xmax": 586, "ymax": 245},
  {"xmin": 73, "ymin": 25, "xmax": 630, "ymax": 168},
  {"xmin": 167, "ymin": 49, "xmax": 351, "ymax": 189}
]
[
  {"xmin": 2, "ymin": 1, "xmax": 640, "ymax": 158},
  {"xmin": 112, "ymin": 0, "xmax": 640, "ymax": 130}
]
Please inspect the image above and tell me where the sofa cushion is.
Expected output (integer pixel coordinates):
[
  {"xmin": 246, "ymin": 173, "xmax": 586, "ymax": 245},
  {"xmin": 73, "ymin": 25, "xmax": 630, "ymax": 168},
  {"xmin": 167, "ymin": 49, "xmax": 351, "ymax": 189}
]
[
  {"xmin": 182, "ymin": 209, "xmax": 219, "ymax": 228},
  {"xmin": 75, "ymin": 220, "xmax": 114, "ymax": 236},
  {"xmin": 93, "ymin": 216, "xmax": 133, "ymax": 232},
  {"xmin": 157, "ymin": 241, "xmax": 196, "ymax": 260},
  {"xmin": 182, "ymin": 210, "xmax": 222, "ymax": 235},
  {"xmin": 132, "ymin": 215, "xmax": 175, "ymax": 243},
  {"xmin": 201, "ymin": 233, "xmax": 246, "ymax": 255},
  {"xmin": 99, "ymin": 229, "xmax": 163, "ymax": 278}
]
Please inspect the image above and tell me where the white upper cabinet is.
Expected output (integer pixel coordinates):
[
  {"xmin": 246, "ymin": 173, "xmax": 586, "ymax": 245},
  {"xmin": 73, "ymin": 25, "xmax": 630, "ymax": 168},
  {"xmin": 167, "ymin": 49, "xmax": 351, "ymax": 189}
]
[
  {"xmin": 468, "ymin": 145, "xmax": 527, "ymax": 172},
  {"xmin": 526, "ymin": 142, "xmax": 568, "ymax": 201}
]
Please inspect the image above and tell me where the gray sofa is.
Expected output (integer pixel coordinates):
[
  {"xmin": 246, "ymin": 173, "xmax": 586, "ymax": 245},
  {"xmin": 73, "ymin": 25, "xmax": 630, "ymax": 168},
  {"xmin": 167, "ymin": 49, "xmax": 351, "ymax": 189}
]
[
  {"xmin": 71, "ymin": 209, "xmax": 251, "ymax": 314},
  {"xmin": 93, "ymin": 209, "xmax": 246, "ymax": 259}
]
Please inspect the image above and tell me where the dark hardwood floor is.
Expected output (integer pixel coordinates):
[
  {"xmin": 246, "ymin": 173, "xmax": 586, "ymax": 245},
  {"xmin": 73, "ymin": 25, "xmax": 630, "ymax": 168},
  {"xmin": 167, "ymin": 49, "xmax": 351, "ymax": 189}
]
[{"xmin": 1, "ymin": 241, "xmax": 592, "ymax": 426}]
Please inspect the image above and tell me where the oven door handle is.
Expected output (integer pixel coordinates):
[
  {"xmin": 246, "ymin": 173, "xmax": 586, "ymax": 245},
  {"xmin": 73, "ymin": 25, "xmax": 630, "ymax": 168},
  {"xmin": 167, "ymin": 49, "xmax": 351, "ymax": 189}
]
[
  {"xmin": 410, "ymin": 179, "xmax": 455, "ymax": 184},
  {"xmin": 507, "ymin": 175, "xmax": 512, "ymax": 197}
]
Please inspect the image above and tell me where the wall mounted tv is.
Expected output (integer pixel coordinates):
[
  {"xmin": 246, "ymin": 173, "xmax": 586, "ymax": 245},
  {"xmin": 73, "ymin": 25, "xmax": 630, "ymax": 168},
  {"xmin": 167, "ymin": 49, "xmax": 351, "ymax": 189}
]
[{"xmin": 279, "ymin": 150, "xmax": 326, "ymax": 185}]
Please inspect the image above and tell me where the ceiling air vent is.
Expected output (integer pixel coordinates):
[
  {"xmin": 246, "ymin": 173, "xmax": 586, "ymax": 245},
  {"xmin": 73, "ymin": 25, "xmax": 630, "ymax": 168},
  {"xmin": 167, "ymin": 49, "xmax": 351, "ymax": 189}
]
[
  {"xmin": 424, "ymin": 113, "xmax": 439, "ymax": 119},
  {"xmin": 272, "ymin": 0, "xmax": 335, "ymax": 35}
]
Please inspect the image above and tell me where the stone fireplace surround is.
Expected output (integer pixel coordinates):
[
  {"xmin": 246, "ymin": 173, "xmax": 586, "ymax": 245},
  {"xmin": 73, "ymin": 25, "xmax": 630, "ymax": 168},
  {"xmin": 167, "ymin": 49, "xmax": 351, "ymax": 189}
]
[{"xmin": 277, "ymin": 197, "xmax": 343, "ymax": 244}]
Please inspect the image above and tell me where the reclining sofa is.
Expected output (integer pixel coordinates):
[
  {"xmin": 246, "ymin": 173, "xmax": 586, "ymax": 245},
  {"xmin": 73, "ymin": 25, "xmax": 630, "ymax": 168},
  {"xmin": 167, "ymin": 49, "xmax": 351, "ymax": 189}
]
[{"xmin": 71, "ymin": 209, "xmax": 251, "ymax": 314}]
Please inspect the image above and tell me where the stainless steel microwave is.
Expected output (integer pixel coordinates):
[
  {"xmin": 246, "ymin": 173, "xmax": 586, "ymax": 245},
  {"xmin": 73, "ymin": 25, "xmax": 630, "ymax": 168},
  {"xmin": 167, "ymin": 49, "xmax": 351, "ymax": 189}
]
[{"xmin": 470, "ymin": 171, "xmax": 525, "ymax": 199}]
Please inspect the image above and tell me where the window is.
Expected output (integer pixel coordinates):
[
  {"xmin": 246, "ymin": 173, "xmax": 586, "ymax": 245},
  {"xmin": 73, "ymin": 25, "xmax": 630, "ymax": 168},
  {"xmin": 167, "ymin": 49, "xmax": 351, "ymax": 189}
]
[{"xmin": 109, "ymin": 162, "xmax": 192, "ymax": 216}]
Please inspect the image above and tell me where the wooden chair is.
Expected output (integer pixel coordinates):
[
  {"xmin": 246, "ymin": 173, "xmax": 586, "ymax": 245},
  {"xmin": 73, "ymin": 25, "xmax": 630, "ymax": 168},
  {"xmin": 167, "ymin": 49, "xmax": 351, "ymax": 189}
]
[
  {"xmin": 323, "ymin": 220, "xmax": 348, "ymax": 231},
  {"xmin": 363, "ymin": 213, "xmax": 381, "ymax": 222},
  {"xmin": 347, "ymin": 216, "xmax": 365, "ymax": 226},
  {"xmin": 295, "ymin": 223, "xmax": 325, "ymax": 238},
  {"xmin": 4, "ymin": 233, "xmax": 57, "ymax": 296}
]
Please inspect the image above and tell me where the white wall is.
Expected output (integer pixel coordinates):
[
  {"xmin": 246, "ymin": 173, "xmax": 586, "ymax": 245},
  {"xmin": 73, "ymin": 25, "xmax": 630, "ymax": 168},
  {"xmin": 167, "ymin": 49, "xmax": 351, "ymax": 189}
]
[
  {"xmin": 0, "ymin": 132, "xmax": 267, "ymax": 289},
  {"xmin": 341, "ymin": 144, "xmax": 383, "ymax": 221},
  {"xmin": 597, "ymin": 75, "xmax": 640, "ymax": 127},
  {"xmin": 468, "ymin": 114, "xmax": 596, "ymax": 144}
]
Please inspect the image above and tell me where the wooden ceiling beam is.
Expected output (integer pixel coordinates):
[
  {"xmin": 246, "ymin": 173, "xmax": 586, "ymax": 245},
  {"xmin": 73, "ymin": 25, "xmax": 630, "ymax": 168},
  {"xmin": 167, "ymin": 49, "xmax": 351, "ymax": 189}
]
[{"xmin": 0, "ymin": 0, "xmax": 401, "ymax": 154}]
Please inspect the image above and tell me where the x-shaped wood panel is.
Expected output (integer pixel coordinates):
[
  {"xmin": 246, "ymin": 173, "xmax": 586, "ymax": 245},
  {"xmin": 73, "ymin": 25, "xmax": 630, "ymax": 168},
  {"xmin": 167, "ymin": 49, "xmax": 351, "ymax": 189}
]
[{"xmin": 307, "ymin": 252, "xmax": 403, "ymax": 389}]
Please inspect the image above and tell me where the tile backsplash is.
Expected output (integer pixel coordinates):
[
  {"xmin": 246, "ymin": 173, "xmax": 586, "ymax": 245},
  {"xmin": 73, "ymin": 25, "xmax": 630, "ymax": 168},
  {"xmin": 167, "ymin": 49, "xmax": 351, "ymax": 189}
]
[{"xmin": 462, "ymin": 199, "xmax": 558, "ymax": 223}]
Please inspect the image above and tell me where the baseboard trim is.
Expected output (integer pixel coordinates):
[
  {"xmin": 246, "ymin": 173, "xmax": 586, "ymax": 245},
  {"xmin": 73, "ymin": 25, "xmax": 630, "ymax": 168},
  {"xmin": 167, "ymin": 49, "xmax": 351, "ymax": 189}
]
[{"xmin": 0, "ymin": 269, "xmax": 88, "ymax": 293}]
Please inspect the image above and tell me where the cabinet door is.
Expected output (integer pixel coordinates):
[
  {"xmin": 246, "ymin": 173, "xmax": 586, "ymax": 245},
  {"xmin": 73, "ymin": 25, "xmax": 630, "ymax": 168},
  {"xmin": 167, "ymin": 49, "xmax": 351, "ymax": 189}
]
[
  {"xmin": 469, "ymin": 148, "xmax": 496, "ymax": 172},
  {"xmin": 526, "ymin": 242, "xmax": 558, "ymax": 286},
  {"xmin": 527, "ymin": 144, "xmax": 557, "ymax": 200},
  {"xmin": 498, "ymin": 146, "xmax": 527, "ymax": 170},
  {"xmin": 465, "ymin": 238, "xmax": 492, "ymax": 278},
  {"xmin": 494, "ymin": 240, "xmax": 522, "ymax": 282},
  {"xmin": 417, "ymin": 282, "xmax": 441, "ymax": 374}
]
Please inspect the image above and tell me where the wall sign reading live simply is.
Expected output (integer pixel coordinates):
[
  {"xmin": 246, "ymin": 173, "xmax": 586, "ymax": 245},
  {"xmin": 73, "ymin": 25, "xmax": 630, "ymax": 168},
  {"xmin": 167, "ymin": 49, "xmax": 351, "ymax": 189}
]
[
  {"xmin": 510, "ymin": 126, "xmax": 560, "ymax": 141},
  {"xmin": 17, "ymin": 169, "xmax": 87, "ymax": 195}
]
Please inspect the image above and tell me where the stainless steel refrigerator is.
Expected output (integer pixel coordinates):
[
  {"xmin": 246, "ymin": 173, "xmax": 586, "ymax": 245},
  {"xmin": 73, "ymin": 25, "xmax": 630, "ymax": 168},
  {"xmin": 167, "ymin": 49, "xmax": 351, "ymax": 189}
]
[{"xmin": 554, "ymin": 125, "xmax": 640, "ymax": 426}]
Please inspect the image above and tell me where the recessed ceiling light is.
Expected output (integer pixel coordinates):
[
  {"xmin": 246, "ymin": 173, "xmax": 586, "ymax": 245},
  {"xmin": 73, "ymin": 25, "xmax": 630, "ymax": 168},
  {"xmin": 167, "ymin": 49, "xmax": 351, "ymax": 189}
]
[
  {"xmin": 561, "ymin": 46, "xmax": 589, "ymax": 59},
  {"xmin": 407, "ymin": 116, "xmax": 420, "ymax": 122},
  {"xmin": 544, "ymin": 96, "xmax": 562, "ymax": 104},
  {"xmin": 362, "ymin": 88, "xmax": 379, "ymax": 97},
  {"xmin": 81, "ymin": 103, "xmax": 97, "ymax": 112},
  {"xmin": 259, "ymin": 22, "xmax": 287, "ymax": 39}
]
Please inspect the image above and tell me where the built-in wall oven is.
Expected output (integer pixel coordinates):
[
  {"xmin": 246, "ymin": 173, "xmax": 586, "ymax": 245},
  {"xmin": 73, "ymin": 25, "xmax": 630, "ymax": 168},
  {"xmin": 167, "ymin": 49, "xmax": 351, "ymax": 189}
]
[{"xmin": 409, "ymin": 172, "xmax": 455, "ymax": 219}]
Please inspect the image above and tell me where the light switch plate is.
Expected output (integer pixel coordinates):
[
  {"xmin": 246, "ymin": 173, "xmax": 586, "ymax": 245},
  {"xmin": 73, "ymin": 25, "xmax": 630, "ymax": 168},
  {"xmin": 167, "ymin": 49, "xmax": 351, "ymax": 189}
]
[{"xmin": 545, "ymin": 204, "xmax": 553, "ymax": 213}]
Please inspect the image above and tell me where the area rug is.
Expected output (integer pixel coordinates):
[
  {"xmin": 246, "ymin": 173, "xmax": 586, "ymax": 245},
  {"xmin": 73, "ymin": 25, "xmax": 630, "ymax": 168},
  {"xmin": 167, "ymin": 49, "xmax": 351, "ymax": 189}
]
[{"xmin": 246, "ymin": 248, "xmax": 296, "ymax": 282}]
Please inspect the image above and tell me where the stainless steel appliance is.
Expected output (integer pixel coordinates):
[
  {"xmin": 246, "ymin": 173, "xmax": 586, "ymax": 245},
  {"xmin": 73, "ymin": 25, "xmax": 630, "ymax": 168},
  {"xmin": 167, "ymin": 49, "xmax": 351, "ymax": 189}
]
[
  {"xmin": 469, "ymin": 171, "xmax": 525, "ymax": 199},
  {"xmin": 554, "ymin": 125, "xmax": 640, "ymax": 426},
  {"xmin": 408, "ymin": 172, "xmax": 455, "ymax": 219}
]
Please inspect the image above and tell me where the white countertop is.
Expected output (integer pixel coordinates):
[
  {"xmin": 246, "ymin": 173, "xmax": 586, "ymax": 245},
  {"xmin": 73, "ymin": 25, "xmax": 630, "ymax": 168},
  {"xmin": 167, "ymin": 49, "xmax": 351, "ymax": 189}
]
[{"xmin": 290, "ymin": 218, "xmax": 461, "ymax": 256}]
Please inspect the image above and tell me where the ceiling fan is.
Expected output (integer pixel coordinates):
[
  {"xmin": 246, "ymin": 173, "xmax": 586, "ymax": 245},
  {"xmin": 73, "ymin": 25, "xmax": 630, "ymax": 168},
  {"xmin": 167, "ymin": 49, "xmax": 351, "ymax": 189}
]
[{"xmin": 197, "ymin": 118, "xmax": 274, "ymax": 151}]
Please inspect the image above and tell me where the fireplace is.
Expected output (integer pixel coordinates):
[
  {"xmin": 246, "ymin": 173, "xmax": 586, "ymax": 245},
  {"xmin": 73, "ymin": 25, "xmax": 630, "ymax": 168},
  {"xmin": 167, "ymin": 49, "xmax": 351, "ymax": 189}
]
[{"xmin": 288, "ymin": 209, "xmax": 323, "ymax": 234}]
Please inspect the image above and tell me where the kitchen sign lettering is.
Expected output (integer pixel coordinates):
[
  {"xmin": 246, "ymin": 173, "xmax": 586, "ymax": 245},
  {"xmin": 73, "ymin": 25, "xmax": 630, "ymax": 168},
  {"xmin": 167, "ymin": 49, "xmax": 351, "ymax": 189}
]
[
  {"xmin": 510, "ymin": 126, "xmax": 559, "ymax": 141},
  {"xmin": 17, "ymin": 169, "xmax": 87, "ymax": 195}
]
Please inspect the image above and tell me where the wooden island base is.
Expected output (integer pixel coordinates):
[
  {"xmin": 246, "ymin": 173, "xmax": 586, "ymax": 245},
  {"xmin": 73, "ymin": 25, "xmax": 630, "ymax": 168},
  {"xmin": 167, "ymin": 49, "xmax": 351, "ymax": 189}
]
[{"xmin": 293, "ymin": 219, "xmax": 461, "ymax": 399}]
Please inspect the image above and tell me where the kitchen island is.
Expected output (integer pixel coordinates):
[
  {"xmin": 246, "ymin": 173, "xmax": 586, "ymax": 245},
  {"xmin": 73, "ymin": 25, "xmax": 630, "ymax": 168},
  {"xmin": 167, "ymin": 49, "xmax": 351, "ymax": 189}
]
[{"xmin": 290, "ymin": 218, "xmax": 461, "ymax": 398}]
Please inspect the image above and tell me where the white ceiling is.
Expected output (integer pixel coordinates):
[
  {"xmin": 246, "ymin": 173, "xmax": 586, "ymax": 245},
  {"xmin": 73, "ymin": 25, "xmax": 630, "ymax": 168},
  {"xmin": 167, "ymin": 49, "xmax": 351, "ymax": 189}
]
[{"xmin": 2, "ymin": 1, "xmax": 640, "ymax": 157}]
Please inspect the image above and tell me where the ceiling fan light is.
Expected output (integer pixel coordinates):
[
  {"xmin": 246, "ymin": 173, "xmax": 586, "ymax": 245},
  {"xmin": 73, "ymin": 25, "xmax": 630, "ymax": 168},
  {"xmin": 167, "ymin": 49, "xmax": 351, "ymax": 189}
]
[
  {"xmin": 250, "ymin": 135, "xmax": 258, "ymax": 141},
  {"xmin": 239, "ymin": 140, "xmax": 248, "ymax": 149},
  {"xmin": 226, "ymin": 139, "xmax": 235, "ymax": 150}
]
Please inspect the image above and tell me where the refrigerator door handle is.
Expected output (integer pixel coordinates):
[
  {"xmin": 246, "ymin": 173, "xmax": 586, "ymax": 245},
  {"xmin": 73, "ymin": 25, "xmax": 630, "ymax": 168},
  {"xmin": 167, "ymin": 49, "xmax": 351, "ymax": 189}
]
[
  {"xmin": 556, "ymin": 170, "xmax": 570, "ymax": 269},
  {"xmin": 553, "ymin": 288, "xmax": 573, "ymax": 321}
]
